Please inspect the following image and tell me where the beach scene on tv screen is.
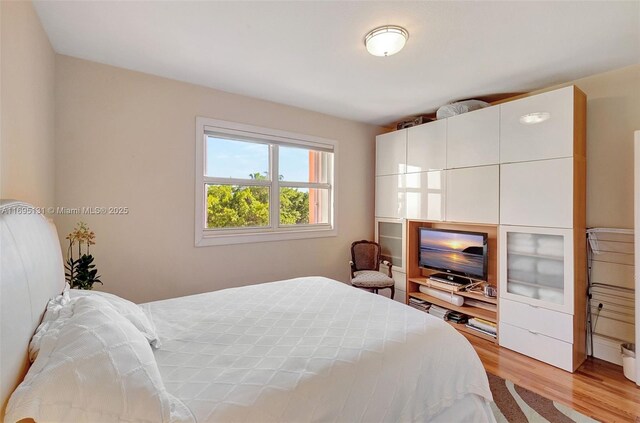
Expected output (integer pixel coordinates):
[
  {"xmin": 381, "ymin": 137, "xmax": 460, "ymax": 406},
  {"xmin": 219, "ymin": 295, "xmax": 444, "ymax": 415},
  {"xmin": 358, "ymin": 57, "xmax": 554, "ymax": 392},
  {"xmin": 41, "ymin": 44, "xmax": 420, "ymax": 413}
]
[{"xmin": 420, "ymin": 231, "xmax": 485, "ymax": 276}]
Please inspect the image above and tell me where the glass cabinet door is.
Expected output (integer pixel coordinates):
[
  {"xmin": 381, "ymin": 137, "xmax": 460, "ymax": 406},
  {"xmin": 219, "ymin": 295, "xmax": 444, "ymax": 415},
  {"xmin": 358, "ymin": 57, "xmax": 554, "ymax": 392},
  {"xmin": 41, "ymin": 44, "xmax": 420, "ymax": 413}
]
[
  {"xmin": 500, "ymin": 226, "xmax": 574, "ymax": 313},
  {"xmin": 376, "ymin": 219, "xmax": 405, "ymax": 272}
]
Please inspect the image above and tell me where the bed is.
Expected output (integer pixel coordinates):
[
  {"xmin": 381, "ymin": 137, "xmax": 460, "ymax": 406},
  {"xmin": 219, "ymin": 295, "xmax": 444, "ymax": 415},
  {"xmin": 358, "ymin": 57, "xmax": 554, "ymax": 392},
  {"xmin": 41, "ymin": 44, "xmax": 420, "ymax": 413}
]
[{"xmin": 0, "ymin": 200, "xmax": 495, "ymax": 422}]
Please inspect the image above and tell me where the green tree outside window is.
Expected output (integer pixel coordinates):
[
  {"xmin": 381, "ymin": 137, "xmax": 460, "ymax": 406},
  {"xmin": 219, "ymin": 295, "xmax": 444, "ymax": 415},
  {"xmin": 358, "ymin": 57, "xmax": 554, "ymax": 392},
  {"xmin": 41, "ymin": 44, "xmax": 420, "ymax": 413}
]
[{"xmin": 206, "ymin": 172, "xmax": 310, "ymax": 228}]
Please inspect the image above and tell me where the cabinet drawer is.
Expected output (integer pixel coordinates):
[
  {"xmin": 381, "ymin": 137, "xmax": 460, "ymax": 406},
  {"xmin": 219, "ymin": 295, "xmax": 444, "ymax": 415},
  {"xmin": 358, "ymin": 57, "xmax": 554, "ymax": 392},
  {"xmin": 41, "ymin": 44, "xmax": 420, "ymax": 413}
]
[
  {"xmin": 500, "ymin": 298, "xmax": 573, "ymax": 342},
  {"xmin": 499, "ymin": 322, "xmax": 573, "ymax": 371},
  {"xmin": 500, "ymin": 86, "xmax": 575, "ymax": 163},
  {"xmin": 500, "ymin": 158, "xmax": 573, "ymax": 228},
  {"xmin": 447, "ymin": 106, "xmax": 500, "ymax": 168}
]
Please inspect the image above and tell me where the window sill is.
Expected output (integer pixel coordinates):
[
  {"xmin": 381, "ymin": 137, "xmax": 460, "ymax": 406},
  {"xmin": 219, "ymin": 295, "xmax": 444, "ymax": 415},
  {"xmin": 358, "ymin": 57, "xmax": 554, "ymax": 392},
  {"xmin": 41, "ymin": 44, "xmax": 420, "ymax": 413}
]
[{"xmin": 195, "ymin": 227, "xmax": 337, "ymax": 247}]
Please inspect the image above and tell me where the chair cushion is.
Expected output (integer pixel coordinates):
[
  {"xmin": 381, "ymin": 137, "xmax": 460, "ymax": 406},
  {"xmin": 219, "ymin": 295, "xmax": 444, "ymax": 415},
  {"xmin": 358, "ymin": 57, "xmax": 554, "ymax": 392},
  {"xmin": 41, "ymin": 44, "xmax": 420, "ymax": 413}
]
[{"xmin": 351, "ymin": 270, "xmax": 394, "ymax": 288}]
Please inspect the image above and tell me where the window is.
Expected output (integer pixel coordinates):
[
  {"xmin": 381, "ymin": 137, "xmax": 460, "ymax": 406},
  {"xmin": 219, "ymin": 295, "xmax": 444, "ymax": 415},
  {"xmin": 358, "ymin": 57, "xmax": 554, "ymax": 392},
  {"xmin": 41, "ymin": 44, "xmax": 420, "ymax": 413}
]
[{"xmin": 195, "ymin": 117, "xmax": 337, "ymax": 246}]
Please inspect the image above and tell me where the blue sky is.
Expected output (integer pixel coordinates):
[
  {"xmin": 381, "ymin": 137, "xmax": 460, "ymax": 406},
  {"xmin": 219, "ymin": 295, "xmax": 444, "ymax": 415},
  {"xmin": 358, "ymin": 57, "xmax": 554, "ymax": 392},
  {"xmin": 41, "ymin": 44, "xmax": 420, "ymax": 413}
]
[{"xmin": 206, "ymin": 136, "xmax": 309, "ymax": 182}]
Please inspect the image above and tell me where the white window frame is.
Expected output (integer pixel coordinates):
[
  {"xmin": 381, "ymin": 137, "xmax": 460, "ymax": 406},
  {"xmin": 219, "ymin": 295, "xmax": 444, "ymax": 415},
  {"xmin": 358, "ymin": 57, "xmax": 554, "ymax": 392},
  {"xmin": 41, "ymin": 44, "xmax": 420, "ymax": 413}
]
[{"xmin": 195, "ymin": 117, "xmax": 338, "ymax": 246}]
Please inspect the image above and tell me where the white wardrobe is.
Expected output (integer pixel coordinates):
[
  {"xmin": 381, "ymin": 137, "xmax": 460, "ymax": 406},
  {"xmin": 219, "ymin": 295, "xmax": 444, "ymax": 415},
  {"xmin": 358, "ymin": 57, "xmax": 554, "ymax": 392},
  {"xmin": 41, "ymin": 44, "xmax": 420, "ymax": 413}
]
[
  {"xmin": 375, "ymin": 85, "xmax": 587, "ymax": 372},
  {"xmin": 498, "ymin": 86, "xmax": 587, "ymax": 372}
]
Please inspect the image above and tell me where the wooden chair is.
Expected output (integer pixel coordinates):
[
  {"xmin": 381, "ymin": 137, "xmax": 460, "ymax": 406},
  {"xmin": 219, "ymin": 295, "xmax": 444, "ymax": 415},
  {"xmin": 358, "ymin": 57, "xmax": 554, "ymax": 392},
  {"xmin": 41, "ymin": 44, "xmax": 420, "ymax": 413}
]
[{"xmin": 349, "ymin": 240, "xmax": 395, "ymax": 298}]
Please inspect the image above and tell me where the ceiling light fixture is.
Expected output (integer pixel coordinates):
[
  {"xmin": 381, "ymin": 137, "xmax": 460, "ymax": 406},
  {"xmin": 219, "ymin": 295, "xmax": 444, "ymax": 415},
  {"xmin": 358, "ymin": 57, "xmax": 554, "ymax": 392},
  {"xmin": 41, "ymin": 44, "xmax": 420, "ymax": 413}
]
[
  {"xmin": 519, "ymin": 112, "xmax": 551, "ymax": 125},
  {"xmin": 364, "ymin": 25, "xmax": 409, "ymax": 57}
]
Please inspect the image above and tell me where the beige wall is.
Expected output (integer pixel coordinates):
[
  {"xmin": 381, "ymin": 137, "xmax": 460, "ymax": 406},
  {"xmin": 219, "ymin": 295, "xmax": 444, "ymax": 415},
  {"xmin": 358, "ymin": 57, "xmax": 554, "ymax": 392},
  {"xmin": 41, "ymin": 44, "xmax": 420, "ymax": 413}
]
[
  {"xmin": 53, "ymin": 53, "xmax": 639, "ymax": 303},
  {"xmin": 55, "ymin": 55, "xmax": 383, "ymax": 303},
  {"xmin": 544, "ymin": 64, "xmax": 640, "ymax": 229},
  {"xmin": 1, "ymin": 1, "xmax": 56, "ymax": 206}
]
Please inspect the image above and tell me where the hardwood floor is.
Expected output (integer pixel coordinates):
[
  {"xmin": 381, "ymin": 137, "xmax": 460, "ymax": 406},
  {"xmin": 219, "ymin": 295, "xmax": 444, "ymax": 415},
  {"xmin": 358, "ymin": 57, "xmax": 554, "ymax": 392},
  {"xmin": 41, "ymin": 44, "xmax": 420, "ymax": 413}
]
[{"xmin": 463, "ymin": 333, "xmax": 640, "ymax": 422}]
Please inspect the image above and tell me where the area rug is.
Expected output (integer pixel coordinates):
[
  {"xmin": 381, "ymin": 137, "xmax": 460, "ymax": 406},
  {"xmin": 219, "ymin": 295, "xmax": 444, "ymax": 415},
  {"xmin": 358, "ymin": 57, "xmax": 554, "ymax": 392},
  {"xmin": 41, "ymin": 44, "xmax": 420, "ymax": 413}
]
[{"xmin": 487, "ymin": 373, "xmax": 599, "ymax": 423}]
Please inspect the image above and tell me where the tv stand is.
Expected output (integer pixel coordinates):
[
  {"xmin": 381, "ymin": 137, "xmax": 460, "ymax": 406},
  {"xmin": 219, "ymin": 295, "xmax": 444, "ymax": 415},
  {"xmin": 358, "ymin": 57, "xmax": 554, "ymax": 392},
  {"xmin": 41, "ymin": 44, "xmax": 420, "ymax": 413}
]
[
  {"xmin": 429, "ymin": 273, "xmax": 472, "ymax": 286},
  {"xmin": 406, "ymin": 220, "xmax": 499, "ymax": 343}
]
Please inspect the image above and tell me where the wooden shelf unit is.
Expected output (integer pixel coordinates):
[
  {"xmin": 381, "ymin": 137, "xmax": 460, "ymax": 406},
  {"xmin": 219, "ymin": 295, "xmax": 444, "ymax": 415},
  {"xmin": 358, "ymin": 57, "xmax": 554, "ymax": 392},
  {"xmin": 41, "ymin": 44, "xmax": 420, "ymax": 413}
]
[
  {"xmin": 406, "ymin": 220, "xmax": 499, "ymax": 342},
  {"xmin": 408, "ymin": 277, "xmax": 498, "ymax": 305},
  {"xmin": 408, "ymin": 291, "xmax": 497, "ymax": 323},
  {"xmin": 447, "ymin": 321, "xmax": 496, "ymax": 343}
]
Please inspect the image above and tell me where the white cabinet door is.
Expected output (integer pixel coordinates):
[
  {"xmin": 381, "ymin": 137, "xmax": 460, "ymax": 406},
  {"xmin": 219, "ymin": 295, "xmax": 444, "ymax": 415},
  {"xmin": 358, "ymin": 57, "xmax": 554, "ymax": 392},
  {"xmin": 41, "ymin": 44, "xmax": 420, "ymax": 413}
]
[
  {"xmin": 406, "ymin": 120, "xmax": 446, "ymax": 172},
  {"xmin": 405, "ymin": 171, "xmax": 446, "ymax": 221},
  {"xmin": 499, "ymin": 225, "xmax": 574, "ymax": 314},
  {"xmin": 376, "ymin": 130, "xmax": 407, "ymax": 176},
  {"xmin": 447, "ymin": 106, "xmax": 500, "ymax": 168},
  {"xmin": 375, "ymin": 218, "xmax": 406, "ymax": 272},
  {"xmin": 375, "ymin": 174, "xmax": 405, "ymax": 218},
  {"xmin": 500, "ymin": 86, "xmax": 575, "ymax": 163},
  {"xmin": 446, "ymin": 165, "xmax": 499, "ymax": 224},
  {"xmin": 500, "ymin": 158, "xmax": 573, "ymax": 228}
]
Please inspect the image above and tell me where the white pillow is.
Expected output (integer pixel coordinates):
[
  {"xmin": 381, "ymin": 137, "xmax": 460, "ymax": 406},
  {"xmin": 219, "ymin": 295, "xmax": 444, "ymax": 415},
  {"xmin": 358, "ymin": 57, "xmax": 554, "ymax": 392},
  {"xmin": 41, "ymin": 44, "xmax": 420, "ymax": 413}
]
[
  {"xmin": 28, "ymin": 289, "xmax": 74, "ymax": 362},
  {"xmin": 6, "ymin": 296, "xmax": 194, "ymax": 423},
  {"xmin": 436, "ymin": 99, "xmax": 490, "ymax": 119},
  {"xmin": 69, "ymin": 288, "xmax": 160, "ymax": 348}
]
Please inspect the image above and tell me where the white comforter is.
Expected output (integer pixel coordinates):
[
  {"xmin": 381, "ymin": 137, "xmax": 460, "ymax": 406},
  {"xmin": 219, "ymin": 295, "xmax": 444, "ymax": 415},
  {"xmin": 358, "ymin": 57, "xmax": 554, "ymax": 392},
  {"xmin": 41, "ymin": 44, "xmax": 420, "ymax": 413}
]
[{"xmin": 144, "ymin": 277, "xmax": 493, "ymax": 422}]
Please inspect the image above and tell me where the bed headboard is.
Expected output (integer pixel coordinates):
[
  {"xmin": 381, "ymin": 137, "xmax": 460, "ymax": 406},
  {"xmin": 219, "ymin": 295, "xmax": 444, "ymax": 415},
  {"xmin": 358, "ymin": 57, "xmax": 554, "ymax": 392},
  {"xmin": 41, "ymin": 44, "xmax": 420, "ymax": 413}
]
[{"xmin": 0, "ymin": 200, "xmax": 65, "ymax": 415}]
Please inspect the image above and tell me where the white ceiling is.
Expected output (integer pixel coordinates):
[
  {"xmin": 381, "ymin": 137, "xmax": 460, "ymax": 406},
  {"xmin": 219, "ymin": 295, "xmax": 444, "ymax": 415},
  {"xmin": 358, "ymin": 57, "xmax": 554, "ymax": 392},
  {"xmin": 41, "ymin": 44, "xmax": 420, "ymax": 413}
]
[{"xmin": 34, "ymin": 1, "xmax": 639, "ymax": 126}]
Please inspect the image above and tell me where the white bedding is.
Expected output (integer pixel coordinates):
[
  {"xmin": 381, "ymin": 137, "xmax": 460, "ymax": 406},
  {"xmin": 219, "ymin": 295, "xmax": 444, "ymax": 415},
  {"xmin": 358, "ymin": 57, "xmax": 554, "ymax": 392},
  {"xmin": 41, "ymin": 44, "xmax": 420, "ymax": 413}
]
[
  {"xmin": 144, "ymin": 277, "xmax": 494, "ymax": 422},
  {"xmin": 6, "ymin": 295, "xmax": 193, "ymax": 423}
]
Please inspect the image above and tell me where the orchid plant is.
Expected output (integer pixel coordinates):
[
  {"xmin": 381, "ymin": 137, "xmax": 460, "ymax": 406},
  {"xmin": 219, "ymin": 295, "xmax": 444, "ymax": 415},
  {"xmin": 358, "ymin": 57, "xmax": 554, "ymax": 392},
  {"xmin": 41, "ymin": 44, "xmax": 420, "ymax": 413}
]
[{"xmin": 65, "ymin": 222, "xmax": 102, "ymax": 290}]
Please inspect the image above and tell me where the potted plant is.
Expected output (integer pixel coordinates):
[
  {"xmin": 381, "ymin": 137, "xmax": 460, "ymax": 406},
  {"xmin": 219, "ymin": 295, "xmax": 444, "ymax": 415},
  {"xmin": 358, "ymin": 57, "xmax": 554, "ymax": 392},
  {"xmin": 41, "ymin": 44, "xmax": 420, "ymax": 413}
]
[{"xmin": 65, "ymin": 222, "xmax": 102, "ymax": 290}]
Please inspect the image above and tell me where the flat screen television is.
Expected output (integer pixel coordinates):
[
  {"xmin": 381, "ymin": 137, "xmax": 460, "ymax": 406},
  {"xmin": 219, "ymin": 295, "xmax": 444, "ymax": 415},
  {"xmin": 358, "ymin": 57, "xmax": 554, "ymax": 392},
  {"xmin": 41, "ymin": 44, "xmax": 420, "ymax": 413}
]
[{"xmin": 419, "ymin": 227, "xmax": 488, "ymax": 281}]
